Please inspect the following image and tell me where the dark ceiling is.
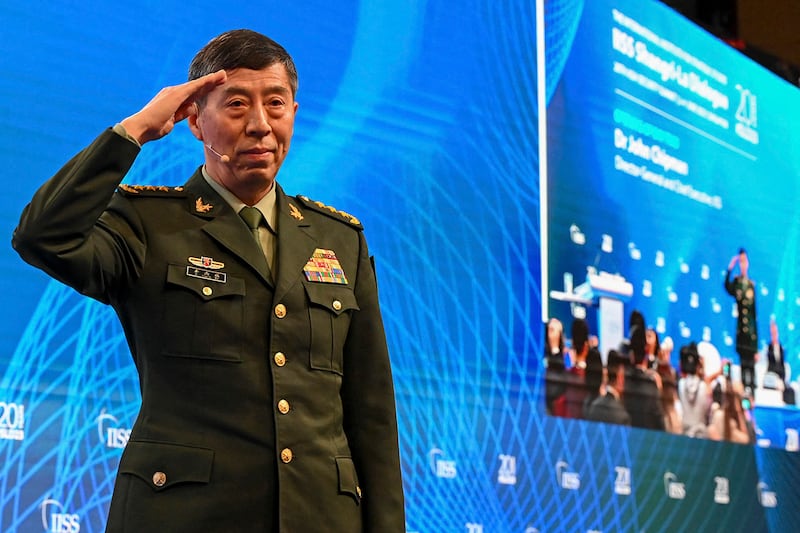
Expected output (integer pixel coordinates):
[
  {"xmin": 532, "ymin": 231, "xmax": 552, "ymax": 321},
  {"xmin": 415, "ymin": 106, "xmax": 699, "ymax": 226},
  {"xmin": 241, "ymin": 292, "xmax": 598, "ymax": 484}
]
[{"xmin": 660, "ymin": 0, "xmax": 800, "ymax": 86}]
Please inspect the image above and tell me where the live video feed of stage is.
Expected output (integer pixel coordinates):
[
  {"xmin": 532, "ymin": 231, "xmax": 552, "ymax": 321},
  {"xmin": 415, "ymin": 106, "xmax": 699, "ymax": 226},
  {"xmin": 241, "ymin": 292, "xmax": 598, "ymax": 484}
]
[
  {"xmin": 544, "ymin": 0, "xmax": 800, "ymax": 532},
  {"xmin": 0, "ymin": 0, "xmax": 798, "ymax": 532}
]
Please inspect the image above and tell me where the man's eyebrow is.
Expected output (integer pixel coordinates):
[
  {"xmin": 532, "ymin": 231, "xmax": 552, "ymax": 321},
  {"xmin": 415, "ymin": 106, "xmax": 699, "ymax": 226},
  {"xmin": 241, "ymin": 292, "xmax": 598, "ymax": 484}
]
[{"xmin": 220, "ymin": 85, "xmax": 291, "ymax": 97}]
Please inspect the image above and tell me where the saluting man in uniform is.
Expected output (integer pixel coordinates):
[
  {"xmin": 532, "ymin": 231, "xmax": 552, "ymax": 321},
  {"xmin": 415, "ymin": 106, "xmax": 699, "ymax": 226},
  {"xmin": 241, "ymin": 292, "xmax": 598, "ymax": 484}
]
[
  {"xmin": 13, "ymin": 29, "xmax": 405, "ymax": 532},
  {"xmin": 725, "ymin": 247, "xmax": 758, "ymax": 394}
]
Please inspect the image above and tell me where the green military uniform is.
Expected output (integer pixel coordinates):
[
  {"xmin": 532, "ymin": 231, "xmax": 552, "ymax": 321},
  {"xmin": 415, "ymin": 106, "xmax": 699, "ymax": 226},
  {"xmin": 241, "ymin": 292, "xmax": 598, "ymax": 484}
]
[
  {"xmin": 13, "ymin": 129, "xmax": 405, "ymax": 532},
  {"xmin": 725, "ymin": 269, "xmax": 758, "ymax": 391}
]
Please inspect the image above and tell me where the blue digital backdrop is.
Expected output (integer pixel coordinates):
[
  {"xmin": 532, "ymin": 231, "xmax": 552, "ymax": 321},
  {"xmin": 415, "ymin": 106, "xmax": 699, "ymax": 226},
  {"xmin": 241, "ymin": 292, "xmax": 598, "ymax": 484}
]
[{"xmin": 0, "ymin": 1, "xmax": 798, "ymax": 532}]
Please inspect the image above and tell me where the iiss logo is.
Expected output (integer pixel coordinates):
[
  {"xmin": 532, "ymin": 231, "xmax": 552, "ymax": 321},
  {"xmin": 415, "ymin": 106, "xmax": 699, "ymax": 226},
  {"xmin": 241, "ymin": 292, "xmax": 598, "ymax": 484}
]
[
  {"xmin": 41, "ymin": 496, "xmax": 80, "ymax": 533},
  {"xmin": 0, "ymin": 401, "xmax": 25, "ymax": 441},
  {"xmin": 663, "ymin": 471, "xmax": 686, "ymax": 500},
  {"xmin": 757, "ymin": 482, "xmax": 777, "ymax": 508},
  {"xmin": 96, "ymin": 409, "xmax": 131, "ymax": 449},
  {"xmin": 555, "ymin": 461, "xmax": 580, "ymax": 490},
  {"xmin": 428, "ymin": 448, "xmax": 457, "ymax": 479},
  {"xmin": 785, "ymin": 428, "xmax": 799, "ymax": 452}
]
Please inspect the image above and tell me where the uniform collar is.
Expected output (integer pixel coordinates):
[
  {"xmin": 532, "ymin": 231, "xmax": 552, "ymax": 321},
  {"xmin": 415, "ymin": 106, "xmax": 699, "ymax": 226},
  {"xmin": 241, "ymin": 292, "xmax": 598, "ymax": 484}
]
[{"xmin": 201, "ymin": 166, "xmax": 278, "ymax": 233}]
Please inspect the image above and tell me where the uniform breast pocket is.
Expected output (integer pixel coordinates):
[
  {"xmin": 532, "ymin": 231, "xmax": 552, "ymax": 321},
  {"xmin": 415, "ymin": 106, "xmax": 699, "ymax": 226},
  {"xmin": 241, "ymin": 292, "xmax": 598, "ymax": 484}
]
[
  {"xmin": 304, "ymin": 282, "xmax": 359, "ymax": 375},
  {"xmin": 161, "ymin": 263, "xmax": 246, "ymax": 362}
]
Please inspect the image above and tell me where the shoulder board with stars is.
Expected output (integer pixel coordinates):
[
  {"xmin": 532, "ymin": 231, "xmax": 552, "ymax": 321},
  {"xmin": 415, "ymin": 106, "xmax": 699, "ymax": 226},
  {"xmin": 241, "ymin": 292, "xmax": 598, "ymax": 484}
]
[
  {"xmin": 117, "ymin": 184, "xmax": 187, "ymax": 197},
  {"xmin": 295, "ymin": 195, "xmax": 363, "ymax": 230}
]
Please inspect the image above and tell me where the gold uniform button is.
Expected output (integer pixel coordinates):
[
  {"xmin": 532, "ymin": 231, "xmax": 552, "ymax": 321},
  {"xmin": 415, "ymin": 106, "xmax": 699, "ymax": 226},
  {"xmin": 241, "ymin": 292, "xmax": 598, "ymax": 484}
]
[
  {"xmin": 356, "ymin": 485, "xmax": 362, "ymax": 498},
  {"xmin": 274, "ymin": 352, "xmax": 286, "ymax": 366},
  {"xmin": 152, "ymin": 471, "xmax": 167, "ymax": 487},
  {"xmin": 278, "ymin": 399, "xmax": 290, "ymax": 414},
  {"xmin": 202, "ymin": 286, "xmax": 213, "ymax": 296},
  {"xmin": 274, "ymin": 304, "xmax": 287, "ymax": 318},
  {"xmin": 332, "ymin": 299, "xmax": 342, "ymax": 311},
  {"xmin": 281, "ymin": 448, "xmax": 293, "ymax": 463}
]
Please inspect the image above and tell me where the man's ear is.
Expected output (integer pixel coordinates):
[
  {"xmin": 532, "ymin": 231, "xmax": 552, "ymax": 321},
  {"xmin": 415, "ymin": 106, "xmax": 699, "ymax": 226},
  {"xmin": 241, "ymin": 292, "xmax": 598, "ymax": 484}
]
[{"xmin": 187, "ymin": 103, "xmax": 203, "ymax": 141}]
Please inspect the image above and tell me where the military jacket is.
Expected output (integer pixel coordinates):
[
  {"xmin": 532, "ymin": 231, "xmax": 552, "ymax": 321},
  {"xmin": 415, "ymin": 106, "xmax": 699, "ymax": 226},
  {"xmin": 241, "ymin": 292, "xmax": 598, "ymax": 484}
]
[
  {"xmin": 12, "ymin": 129, "xmax": 405, "ymax": 532},
  {"xmin": 725, "ymin": 271, "xmax": 758, "ymax": 354}
]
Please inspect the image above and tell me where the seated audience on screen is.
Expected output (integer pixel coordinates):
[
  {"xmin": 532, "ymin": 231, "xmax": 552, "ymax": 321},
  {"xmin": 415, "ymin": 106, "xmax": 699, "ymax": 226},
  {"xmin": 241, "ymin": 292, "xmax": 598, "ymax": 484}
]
[
  {"xmin": 766, "ymin": 318, "xmax": 795, "ymax": 405},
  {"xmin": 702, "ymin": 356, "xmax": 726, "ymax": 407},
  {"xmin": 624, "ymin": 323, "xmax": 665, "ymax": 430},
  {"xmin": 552, "ymin": 318, "xmax": 592, "ymax": 419},
  {"xmin": 628, "ymin": 310, "xmax": 645, "ymax": 340},
  {"xmin": 694, "ymin": 349, "xmax": 730, "ymax": 418},
  {"xmin": 655, "ymin": 336, "xmax": 676, "ymax": 379},
  {"xmin": 656, "ymin": 336, "xmax": 682, "ymax": 433},
  {"xmin": 585, "ymin": 350, "xmax": 631, "ymax": 426},
  {"xmin": 679, "ymin": 342, "xmax": 711, "ymax": 437},
  {"xmin": 582, "ymin": 347, "xmax": 604, "ymax": 415},
  {"xmin": 708, "ymin": 380, "xmax": 755, "ymax": 445},
  {"xmin": 544, "ymin": 318, "xmax": 568, "ymax": 414},
  {"xmin": 645, "ymin": 327, "xmax": 661, "ymax": 369}
]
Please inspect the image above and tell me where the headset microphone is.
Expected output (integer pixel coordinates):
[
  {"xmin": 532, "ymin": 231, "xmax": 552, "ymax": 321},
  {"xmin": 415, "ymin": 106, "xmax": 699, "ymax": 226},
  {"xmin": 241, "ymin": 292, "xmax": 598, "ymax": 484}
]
[{"xmin": 206, "ymin": 144, "xmax": 230, "ymax": 163}]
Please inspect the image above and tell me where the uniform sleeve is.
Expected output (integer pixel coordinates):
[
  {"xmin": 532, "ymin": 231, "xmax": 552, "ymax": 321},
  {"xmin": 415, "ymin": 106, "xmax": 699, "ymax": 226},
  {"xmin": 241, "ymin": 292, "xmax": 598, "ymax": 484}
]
[
  {"xmin": 724, "ymin": 269, "xmax": 735, "ymax": 296},
  {"xmin": 12, "ymin": 129, "xmax": 145, "ymax": 303},
  {"xmin": 340, "ymin": 231, "xmax": 405, "ymax": 532}
]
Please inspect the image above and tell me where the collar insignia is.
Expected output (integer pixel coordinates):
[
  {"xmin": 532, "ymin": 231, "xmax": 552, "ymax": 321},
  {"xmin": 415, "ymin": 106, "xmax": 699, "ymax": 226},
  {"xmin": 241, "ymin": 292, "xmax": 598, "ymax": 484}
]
[
  {"xmin": 195, "ymin": 197, "xmax": 214, "ymax": 213},
  {"xmin": 288, "ymin": 202, "xmax": 304, "ymax": 221}
]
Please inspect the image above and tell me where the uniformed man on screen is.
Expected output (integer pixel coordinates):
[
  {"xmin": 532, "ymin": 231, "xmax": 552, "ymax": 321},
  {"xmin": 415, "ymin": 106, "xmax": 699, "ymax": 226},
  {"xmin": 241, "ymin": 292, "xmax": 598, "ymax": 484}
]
[
  {"xmin": 725, "ymin": 247, "xmax": 758, "ymax": 395},
  {"xmin": 12, "ymin": 29, "xmax": 405, "ymax": 532}
]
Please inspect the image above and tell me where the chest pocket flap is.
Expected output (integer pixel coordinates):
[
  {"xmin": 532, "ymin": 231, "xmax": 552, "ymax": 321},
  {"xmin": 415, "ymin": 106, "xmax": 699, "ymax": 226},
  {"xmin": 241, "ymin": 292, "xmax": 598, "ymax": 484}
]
[{"xmin": 304, "ymin": 282, "xmax": 359, "ymax": 315}]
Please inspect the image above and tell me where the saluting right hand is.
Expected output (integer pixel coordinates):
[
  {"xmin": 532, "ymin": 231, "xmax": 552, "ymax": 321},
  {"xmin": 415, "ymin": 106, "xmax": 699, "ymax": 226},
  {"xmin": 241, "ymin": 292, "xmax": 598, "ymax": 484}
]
[{"xmin": 120, "ymin": 70, "xmax": 227, "ymax": 145}]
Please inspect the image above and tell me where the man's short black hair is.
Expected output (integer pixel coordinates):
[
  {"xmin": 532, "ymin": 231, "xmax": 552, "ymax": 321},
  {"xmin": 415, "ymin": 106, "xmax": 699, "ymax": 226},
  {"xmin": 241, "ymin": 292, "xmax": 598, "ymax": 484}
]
[
  {"xmin": 189, "ymin": 29, "xmax": 298, "ymax": 97},
  {"xmin": 607, "ymin": 349, "xmax": 626, "ymax": 383},
  {"xmin": 585, "ymin": 347, "xmax": 604, "ymax": 392}
]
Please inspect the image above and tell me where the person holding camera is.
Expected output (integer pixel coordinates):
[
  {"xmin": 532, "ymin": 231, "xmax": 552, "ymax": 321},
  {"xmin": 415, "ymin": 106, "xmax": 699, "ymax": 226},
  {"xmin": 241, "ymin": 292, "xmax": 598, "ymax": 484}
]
[{"xmin": 708, "ymin": 379, "xmax": 754, "ymax": 445}]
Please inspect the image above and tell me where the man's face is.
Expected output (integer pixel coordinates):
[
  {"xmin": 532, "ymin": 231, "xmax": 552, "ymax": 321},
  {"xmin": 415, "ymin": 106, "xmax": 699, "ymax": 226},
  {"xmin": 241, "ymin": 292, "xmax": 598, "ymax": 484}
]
[
  {"xmin": 189, "ymin": 64, "xmax": 298, "ymax": 200},
  {"xmin": 739, "ymin": 252, "xmax": 749, "ymax": 274}
]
